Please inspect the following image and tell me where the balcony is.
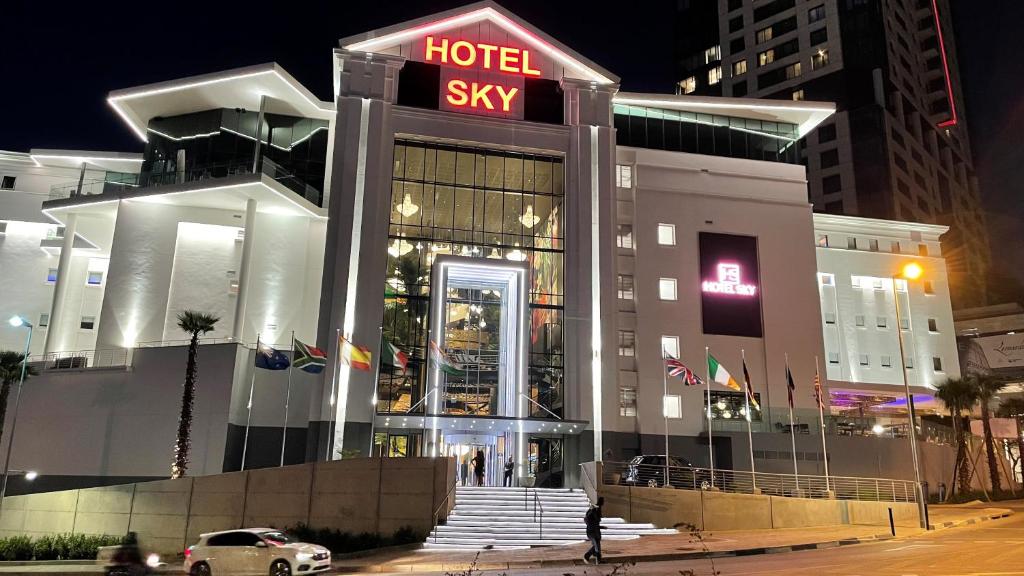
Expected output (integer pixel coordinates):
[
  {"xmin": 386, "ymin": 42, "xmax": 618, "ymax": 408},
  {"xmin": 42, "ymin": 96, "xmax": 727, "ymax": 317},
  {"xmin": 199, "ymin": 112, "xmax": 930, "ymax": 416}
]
[{"xmin": 47, "ymin": 157, "xmax": 322, "ymax": 207}]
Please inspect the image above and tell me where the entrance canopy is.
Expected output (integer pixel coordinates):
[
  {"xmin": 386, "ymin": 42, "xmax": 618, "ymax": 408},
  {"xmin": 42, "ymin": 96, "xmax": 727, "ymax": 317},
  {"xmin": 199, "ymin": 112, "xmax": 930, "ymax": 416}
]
[{"xmin": 376, "ymin": 413, "xmax": 587, "ymax": 435}]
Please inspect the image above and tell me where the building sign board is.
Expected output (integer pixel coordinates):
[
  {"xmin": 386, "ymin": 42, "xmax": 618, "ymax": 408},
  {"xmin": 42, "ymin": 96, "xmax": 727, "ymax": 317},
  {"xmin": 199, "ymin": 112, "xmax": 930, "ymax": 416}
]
[
  {"xmin": 699, "ymin": 232, "xmax": 763, "ymax": 338},
  {"xmin": 974, "ymin": 333, "xmax": 1024, "ymax": 369}
]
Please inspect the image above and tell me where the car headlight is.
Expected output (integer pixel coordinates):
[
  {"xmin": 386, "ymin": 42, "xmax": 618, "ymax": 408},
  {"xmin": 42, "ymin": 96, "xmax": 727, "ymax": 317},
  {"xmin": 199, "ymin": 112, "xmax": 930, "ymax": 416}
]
[
  {"xmin": 146, "ymin": 554, "xmax": 160, "ymax": 568},
  {"xmin": 295, "ymin": 552, "xmax": 314, "ymax": 562}
]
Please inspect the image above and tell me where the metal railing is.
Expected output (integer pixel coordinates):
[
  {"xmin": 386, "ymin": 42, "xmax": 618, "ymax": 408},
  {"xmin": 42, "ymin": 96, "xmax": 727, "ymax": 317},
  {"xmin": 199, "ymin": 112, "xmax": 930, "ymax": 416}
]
[
  {"xmin": 601, "ymin": 461, "xmax": 917, "ymax": 503},
  {"xmin": 27, "ymin": 348, "xmax": 132, "ymax": 370},
  {"xmin": 431, "ymin": 476, "xmax": 460, "ymax": 543},
  {"xmin": 136, "ymin": 337, "xmax": 241, "ymax": 348},
  {"xmin": 47, "ymin": 158, "xmax": 322, "ymax": 207},
  {"xmin": 531, "ymin": 489, "xmax": 545, "ymax": 539}
]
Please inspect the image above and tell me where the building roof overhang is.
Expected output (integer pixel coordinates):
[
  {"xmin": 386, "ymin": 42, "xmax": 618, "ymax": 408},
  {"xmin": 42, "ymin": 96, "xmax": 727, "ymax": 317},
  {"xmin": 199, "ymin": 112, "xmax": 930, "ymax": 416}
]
[
  {"xmin": 29, "ymin": 149, "xmax": 143, "ymax": 174},
  {"xmin": 340, "ymin": 0, "xmax": 619, "ymax": 85},
  {"xmin": 813, "ymin": 213, "xmax": 949, "ymax": 237},
  {"xmin": 107, "ymin": 63, "xmax": 334, "ymax": 142},
  {"xmin": 614, "ymin": 92, "xmax": 835, "ymax": 139}
]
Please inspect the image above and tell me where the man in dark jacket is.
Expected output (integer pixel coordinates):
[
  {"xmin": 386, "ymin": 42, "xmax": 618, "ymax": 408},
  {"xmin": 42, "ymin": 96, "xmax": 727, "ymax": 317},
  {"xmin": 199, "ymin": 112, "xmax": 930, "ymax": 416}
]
[{"xmin": 583, "ymin": 496, "xmax": 605, "ymax": 564}]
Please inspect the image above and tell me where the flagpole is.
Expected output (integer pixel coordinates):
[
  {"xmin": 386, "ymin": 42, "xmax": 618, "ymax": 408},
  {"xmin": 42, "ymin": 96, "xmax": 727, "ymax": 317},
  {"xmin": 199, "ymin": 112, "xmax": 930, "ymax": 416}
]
[
  {"xmin": 816, "ymin": 355, "xmax": 832, "ymax": 495},
  {"xmin": 368, "ymin": 325, "xmax": 383, "ymax": 457},
  {"xmin": 662, "ymin": 344, "xmax": 670, "ymax": 487},
  {"xmin": 706, "ymin": 346, "xmax": 714, "ymax": 489},
  {"xmin": 280, "ymin": 331, "xmax": 295, "ymax": 467},
  {"xmin": 786, "ymin": 353, "xmax": 799, "ymax": 493},
  {"xmin": 242, "ymin": 333, "xmax": 259, "ymax": 471},
  {"xmin": 326, "ymin": 328, "xmax": 341, "ymax": 462},
  {"xmin": 742, "ymin": 349, "xmax": 757, "ymax": 492}
]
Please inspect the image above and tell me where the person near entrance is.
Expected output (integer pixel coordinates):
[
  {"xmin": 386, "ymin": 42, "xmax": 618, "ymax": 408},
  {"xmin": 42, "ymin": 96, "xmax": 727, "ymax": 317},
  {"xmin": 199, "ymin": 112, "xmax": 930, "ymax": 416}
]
[
  {"xmin": 503, "ymin": 457, "xmax": 514, "ymax": 486},
  {"xmin": 583, "ymin": 497, "xmax": 605, "ymax": 564},
  {"xmin": 471, "ymin": 450, "xmax": 486, "ymax": 486}
]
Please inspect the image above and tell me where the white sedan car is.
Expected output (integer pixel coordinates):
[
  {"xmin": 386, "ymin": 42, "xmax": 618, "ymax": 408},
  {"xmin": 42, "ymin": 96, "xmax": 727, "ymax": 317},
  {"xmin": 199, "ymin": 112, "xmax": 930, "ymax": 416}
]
[{"xmin": 185, "ymin": 528, "xmax": 330, "ymax": 576}]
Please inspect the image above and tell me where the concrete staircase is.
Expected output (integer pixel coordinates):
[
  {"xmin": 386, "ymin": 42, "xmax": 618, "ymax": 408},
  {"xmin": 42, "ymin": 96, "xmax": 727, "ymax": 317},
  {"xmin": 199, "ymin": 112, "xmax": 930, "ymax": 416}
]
[{"xmin": 423, "ymin": 486, "xmax": 675, "ymax": 550}]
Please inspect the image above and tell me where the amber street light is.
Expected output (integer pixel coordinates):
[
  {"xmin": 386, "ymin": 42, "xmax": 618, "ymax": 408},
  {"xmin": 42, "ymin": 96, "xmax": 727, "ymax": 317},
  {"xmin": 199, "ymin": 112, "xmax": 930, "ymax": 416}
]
[{"xmin": 892, "ymin": 262, "xmax": 928, "ymax": 529}]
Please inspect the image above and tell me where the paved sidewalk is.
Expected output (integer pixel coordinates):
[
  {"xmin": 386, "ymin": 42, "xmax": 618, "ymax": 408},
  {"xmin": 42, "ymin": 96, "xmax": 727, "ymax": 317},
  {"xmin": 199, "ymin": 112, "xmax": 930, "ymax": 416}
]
[{"xmin": 333, "ymin": 502, "xmax": 1014, "ymax": 574}]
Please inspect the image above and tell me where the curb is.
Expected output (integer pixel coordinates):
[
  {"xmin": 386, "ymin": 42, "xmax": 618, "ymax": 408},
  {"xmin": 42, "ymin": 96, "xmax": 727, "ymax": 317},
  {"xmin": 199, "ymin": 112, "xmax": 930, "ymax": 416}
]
[
  {"xmin": 928, "ymin": 509, "xmax": 1014, "ymax": 531},
  {"xmin": 334, "ymin": 533, "xmax": 895, "ymax": 573}
]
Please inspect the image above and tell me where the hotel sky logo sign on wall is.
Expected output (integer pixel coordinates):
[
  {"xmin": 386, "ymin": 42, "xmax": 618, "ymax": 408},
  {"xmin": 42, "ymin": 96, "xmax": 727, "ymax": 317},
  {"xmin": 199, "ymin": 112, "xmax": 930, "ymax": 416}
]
[{"xmin": 424, "ymin": 35, "xmax": 537, "ymax": 119}]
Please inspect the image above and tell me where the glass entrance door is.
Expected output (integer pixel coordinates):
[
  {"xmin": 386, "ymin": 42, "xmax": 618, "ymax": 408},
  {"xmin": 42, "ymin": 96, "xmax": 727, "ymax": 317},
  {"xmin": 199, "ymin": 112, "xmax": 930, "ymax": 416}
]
[{"xmin": 443, "ymin": 433, "xmax": 509, "ymax": 487}]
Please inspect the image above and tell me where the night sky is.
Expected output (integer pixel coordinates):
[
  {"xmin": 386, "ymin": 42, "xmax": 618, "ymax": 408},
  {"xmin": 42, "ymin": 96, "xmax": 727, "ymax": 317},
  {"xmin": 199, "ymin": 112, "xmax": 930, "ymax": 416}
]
[{"xmin": 3, "ymin": 1, "xmax": 1021, "ymax": 290}]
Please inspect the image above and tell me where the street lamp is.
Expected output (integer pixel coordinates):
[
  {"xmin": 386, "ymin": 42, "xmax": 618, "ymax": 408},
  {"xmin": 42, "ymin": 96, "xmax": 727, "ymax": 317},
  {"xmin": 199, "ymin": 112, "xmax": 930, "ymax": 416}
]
[
  {"xmin": 891, "ymin": 265, "xmax": 929, "ymax": 529},
  {"xmin": 1, "ymin": 316, "xmax": 34, "ymax": 518}
]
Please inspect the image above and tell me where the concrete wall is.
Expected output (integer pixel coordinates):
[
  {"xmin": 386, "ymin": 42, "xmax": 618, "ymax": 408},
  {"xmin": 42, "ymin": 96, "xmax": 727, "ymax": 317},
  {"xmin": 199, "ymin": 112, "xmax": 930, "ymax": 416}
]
[
  {"xmin": 600, "ymin": 482, "xmax": 920, "ymax": 531},
  {"xmin": 0, "ymin": 457, "xmax": 455, "ymax": 556}
]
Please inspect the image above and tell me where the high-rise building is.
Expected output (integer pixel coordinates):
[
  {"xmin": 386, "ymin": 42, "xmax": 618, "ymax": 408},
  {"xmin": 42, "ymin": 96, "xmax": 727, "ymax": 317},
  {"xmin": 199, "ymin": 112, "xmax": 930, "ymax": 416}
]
[{"xmin": 675, "ymin": 0, "xmax": 989, "ymax": 308}]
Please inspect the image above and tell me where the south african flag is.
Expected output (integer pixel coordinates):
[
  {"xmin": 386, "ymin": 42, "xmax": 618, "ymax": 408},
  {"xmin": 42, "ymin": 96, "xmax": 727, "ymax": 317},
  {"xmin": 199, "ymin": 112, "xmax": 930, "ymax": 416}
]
[{"xmin": 293, "ymin": 339, "xmax": 327, "ymax": 374}]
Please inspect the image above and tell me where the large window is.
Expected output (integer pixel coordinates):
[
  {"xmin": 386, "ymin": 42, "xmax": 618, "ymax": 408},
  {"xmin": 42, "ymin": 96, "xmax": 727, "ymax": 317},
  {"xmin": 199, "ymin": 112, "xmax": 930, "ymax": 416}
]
[{"xmin": 380, "ymin": 140, "xmax": 565, "ymax": 418}]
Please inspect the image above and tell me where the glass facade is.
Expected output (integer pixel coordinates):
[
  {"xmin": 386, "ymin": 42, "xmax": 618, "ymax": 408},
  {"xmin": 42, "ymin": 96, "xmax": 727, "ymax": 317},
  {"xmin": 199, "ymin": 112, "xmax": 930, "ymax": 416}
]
[
  {"xmin": 142, "ymin": 109, "xmax": 329, "ymax": 205},
  {"xmin": 614, "ymin": 104, "xmax": 800, "ymax": 163},
  {"xmin": 379, "ymin": 139, "xmax": 565, "ymax": 420}
]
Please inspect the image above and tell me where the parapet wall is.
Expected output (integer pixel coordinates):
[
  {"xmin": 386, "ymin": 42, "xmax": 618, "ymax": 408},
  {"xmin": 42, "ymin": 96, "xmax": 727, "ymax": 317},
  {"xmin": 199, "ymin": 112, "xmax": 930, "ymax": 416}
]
[{"xmin": 0, "ymin": 457, "xmax": 455, "ymax": 555}]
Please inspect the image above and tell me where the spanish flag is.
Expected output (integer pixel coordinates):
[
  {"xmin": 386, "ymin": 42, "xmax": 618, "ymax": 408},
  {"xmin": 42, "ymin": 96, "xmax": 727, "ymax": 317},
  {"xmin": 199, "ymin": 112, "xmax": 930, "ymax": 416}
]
[{"xmin": 340, "ymin": 335, "xmax": 372, "ymax": 372}]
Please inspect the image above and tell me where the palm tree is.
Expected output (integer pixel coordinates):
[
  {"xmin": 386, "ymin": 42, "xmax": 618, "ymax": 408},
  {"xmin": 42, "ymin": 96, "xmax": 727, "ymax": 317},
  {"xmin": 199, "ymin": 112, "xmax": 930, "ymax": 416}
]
[
  {"xmin": 934, "ymin": 377, "xmax": 978, "ymax": 497},
  {"xmin": 973, "ymin": 374, "xmax": 1007, "ymax": 493},
  {"xmin": 172, "ymin": 311, "xmax": 220, "ymax": 479},
  {"xmin": 997, "ymin": 397, "xmax": 1024, "ymax": 484},
  {"xmin": 0, "ymin": 351, "xmax": 37, "ymax": 450}
]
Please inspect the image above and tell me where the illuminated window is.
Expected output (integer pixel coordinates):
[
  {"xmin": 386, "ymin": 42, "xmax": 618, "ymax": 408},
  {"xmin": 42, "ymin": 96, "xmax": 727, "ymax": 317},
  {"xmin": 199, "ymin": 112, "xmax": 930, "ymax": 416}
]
[
  {"xmin": 616, "ymin": 164, "xmax": 633, "ymax": 188},
  {"xmin": 792, "ymin": 89, "xmax": 805, "ymax": 101},
  {"xmin": 680, "ymin": 76, "xmax": 697, "ymax": 94},
  {"xmin": 928, "ymin": 318, "xmax": 938, "ymax": 332},
  {"xmin": 657, "ymin": 223, "xmax": 676, "ymax": 246},
  {"xmin": 617, "ymin": 224, "xmax": 634, "ymax": 249},
  {"xmin": 659, "ymin": 278, "xmax": 678, "ymax": 301},
  {"xmin": 661, "ymin": 335, "xmax": 680, "ymax": 358},
  {"xmin": 618, "ymin": 330, "xmax": 636, "ymax": 357},
  {"xmin": 617, "ymin": 274, "xmax": 634, "ymax": 300},
  {"xmin": 918, "ymin": 244, "xmax": 929, "ymax": 256},
  {"xmin": 46, "ymin": 268, "xmax": 58, "ymax": 283},
  {"xmin": 812, "ymin": 49, "xmax": 830, "ymax": 70},
  {"xmin": 619, "ymin": 387, "xmax": 637, "ymax": 417},
  {"xmin": 758, "ymin": 49, "xmax": 775, "ymax": 67},
  {"xmin": 933, "ymin": 357, "xmax": 943, "ymax": 372},
  {"xmin": 0, "ymin": 176, "xmax": 15, "ymax": 190},
  {"xmin": 733, "ymin": 60, "xmax": 748, "ymax": 76},
  {"xmin": 785, "ymin": 62, "xmax": 802, "ymax": 79},
  {"xmin": 86, "ymin": 271, "xmax": 104, "ymax": 286},
  {"xmin": 817, "ymin": 235, "xmax": 829, "ymax": 247},
  {"xmin": 819, "ymin": 273, "xmax": 834, "ymax": 285},
  {"xmin": 708, "ymin": 66, "xmax": 723, "ymax": 85},
  {"xmin": 808, "ymin": 4, "xmax": 826, "ymax": 23},
  {"xmin": 80, "ymin": 316, "xmax": 96, "ymax": 330},
  {"xmin": 890, "ymin": 241, "xmax": 902, "ymax": 254},
  {"xmin": 924, "ymin": 281, "xmax": 934, "ymax": 294},
  {"xmin": 756, "ymin": 27, "xmax": 773, "ymax": 44},
  {"xmin": 704, "ymin": 45, "xmax": 721, "ymax": 63}
]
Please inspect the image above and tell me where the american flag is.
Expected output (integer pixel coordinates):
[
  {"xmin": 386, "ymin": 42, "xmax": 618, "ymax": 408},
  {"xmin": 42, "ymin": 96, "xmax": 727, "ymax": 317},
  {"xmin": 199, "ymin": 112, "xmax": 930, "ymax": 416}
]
[
  {"xmin": 666, "ymin": 356, "xmax": 704, "ymax": 387},
  {"xmin": 813, "ymin": 370, "xmax": 825, "ymax": 410}
]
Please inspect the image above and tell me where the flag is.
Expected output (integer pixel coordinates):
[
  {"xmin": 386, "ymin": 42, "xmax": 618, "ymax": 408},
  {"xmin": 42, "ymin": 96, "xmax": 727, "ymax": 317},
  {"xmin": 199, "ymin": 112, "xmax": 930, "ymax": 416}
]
[
  {"xmin": 741, "ymin": 358, "xmax": 760, "ymax": 411},
  {"xmin": 293, "ymin": 339, "xmax": 327, "ymax": 374},
  {"xmin": 381, "ymin": 337, "xmax": 409, "ymax": 373},
  {"xmin": 666, "ymin": 356, "xmax": 703, "ymax": 387},
  {"xmin": 256, "ymin": 342, "xmax": 291, "ymax": 370},
  {"xmin": 786, "ymin": 363, "xmax": 796, "ymax": 409},
  {"xmin": 430, "ymin": 340, "xmax": 465, "ymax": 376},
  {"xmin": 813, "ymin": 370, "xmax": 825, "ymax": 410},
  {"xmin": 707, "ymin": 353, "xmax": 741, "ymax": 391},
  {"xmin": 340, "ymin": 335, "xmax": 372, "ymax": 372}
]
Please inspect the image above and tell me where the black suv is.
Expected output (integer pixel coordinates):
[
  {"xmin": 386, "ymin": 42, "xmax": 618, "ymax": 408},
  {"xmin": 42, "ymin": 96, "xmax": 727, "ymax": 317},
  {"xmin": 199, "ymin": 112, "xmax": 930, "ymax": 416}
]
[{"xmin": 621, "ymin": 455, "xmax": 714, "ymax": 489}]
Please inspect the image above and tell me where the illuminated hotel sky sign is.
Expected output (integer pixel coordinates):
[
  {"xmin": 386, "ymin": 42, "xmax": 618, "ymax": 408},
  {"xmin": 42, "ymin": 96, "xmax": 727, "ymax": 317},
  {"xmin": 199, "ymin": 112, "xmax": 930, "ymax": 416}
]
[
  {"xmin": 425, "ymin": 35, "xmax": 537, "ymax": 119},
  {"xmin": 699, "ymin": 233, "xmax": 763, "ymax": 338}
]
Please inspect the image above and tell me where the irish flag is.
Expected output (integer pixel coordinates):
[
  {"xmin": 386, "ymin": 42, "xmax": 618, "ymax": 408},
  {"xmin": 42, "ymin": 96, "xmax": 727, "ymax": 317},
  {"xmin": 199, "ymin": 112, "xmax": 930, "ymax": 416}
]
[
  {"xmin": 707, "ymin": 353, "xmax": 741, "ymax": 391},
  {"xmin": 382, "ymin": 337, "xmax": 408, "ymax": 373}
]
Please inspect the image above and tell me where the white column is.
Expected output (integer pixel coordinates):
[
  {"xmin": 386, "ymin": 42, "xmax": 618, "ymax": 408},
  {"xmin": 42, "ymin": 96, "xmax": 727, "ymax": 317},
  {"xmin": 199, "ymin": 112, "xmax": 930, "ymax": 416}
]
[
  {"xmin": 232, "ymin": 199, "xmax": 258, "ymax": 342},
  {"xmin": 43, "ymin": 213, "xmax": 78, "ymax": 354}
]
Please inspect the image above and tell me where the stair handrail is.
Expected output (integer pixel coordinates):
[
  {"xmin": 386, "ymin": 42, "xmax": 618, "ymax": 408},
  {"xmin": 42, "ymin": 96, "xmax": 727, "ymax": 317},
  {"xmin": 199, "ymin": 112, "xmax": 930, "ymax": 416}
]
[
  {"xmin": 531, "ymin": 489, "xmax": 545, "ymax": 540},
  {"xmin": 431, "ymin": 475, "xmax": 460, "ymax": 544}
]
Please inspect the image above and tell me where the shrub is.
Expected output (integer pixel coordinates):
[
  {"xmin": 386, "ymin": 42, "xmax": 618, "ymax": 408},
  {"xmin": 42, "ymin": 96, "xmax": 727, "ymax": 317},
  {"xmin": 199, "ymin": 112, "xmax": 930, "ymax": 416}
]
[
  {"xmin": 391, "ymin": 525, "xmax": 421, "ymax": 545},
  {"xmin": 284, "ymin": 524, "xmax": 422, "ymax": 554},
  {"xmin": 0, "ymin": 533, "xmax": 123, "ymax": 561},
  {"xmin": 0, "ymin": 535, "xmax": 33, "ymax": 561},
  {"xmin": 31, "ymin": 535, "xmax": 57, "ymax": 561}
]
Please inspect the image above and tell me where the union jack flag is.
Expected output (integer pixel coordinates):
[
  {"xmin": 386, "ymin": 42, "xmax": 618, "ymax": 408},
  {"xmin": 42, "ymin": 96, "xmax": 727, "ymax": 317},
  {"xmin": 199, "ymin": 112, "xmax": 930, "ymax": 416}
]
[{"xmin": 666, "ymin": 356, "xmax": 704, "ymax": 387}]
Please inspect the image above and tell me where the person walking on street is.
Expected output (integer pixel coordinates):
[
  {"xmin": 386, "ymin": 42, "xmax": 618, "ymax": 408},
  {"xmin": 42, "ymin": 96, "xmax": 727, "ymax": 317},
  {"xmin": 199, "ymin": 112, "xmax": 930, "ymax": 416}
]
[
  {"xmin": 583, "ymin": 496, "xmax": 605, "ymax": 564},
  {"xmin": 471, "ymin": 450, "xmax": 486, "ymax": 486},
  {"xmin": 503, "ymin": 457, "xmax": 515, "ymax": 487}
]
